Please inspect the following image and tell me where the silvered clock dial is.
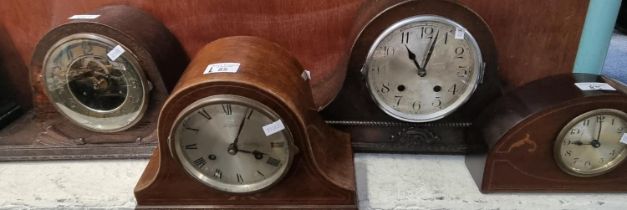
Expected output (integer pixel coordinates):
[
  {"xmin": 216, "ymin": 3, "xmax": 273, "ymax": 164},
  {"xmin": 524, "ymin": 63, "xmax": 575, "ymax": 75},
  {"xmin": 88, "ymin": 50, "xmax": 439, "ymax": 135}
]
[
  {"xmin": 170, "ymin": 94, "xmax": 294, "ymax": 193},
  {"xmin": 555, "ymin": 109, "xmax": 627, "ymax": 177},
  {"xmin": 42, "ymin": 33, "xmax": 149, "ymax": 132},
  {"xmin": 364, "ymin": 15, "xmax": 483, "ymax": 122}
]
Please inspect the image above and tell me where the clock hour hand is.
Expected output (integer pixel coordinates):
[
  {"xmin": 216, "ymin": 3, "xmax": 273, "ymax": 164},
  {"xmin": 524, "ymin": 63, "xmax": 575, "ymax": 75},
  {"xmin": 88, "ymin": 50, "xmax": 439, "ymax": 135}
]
[
  {"xmin": 572, "ymin": 140, "xmax": 601, "ymax": 148},
  {"xmin": 404, "ymin": 45, "xmax": 426, "ymax": 77},
  {"xmin": 238, "ymin": 149, "xmax": 267, "ymax": 160},
  {"xmin": 420, "ymin": 30, "xmax": 440, "ymax": 75}
]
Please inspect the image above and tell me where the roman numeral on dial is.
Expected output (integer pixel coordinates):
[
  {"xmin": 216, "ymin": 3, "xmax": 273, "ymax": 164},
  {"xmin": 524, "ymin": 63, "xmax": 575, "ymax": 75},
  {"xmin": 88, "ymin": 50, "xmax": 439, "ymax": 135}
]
[
  {"xmin": 193, "ymin": 157, "xmax": 206, "ymax": 167},
  {"xmin": 198, "ymin": 108, "xmax": 211, "ymax": 120}
]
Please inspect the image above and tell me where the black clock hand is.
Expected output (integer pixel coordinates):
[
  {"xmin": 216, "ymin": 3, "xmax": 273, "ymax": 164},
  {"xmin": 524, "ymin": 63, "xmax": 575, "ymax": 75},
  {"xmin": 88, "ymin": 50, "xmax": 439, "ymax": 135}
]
[
  {"xmin": 238, "ymin": 149, "xmax": 267, "ymax": 160},
  {"xmin": 596, "ymin": 119, "xmax": 603, "ymax": 142},
  {"xmin": 421, "ymin": 31, "xmax": 440, "ymax": 75},
  {"xmin": 572, "ymin": 140, "xmax": 601, "ymax": 148},
  {"xmin": 404, "ymin": 45, "xmax": 425, "ymax": 77},
  {"xmin": 227, "ymin": 107, "xmax": 250, "ymax": 154}
]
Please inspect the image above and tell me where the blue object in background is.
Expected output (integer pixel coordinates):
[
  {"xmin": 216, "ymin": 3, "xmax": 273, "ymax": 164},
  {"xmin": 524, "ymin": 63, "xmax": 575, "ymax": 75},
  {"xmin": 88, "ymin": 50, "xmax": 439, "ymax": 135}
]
[
  {"xmin": 574, "ymin": 0, "xmax": 622, "ymax": 75},
  {"xmin": 602, "ymin": 33, "xmax": 627, "ymax": 83}
]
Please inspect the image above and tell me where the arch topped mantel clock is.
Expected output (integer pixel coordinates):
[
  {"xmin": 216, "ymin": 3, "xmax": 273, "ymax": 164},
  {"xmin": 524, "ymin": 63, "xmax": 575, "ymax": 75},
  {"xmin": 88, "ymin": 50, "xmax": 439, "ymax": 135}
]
[
  {"xmin": 134, "ymin": 36, "xmax": 356, "ymax": 209},
  {"xmin": 322, "ymin": 0, "xmax": 501, "ymax": 154},
  {"xmin": 0, "ymin": 5, "xmax": 187, "ymax": 160},
  {"xmin": 466, "ymin": 74, "xmax": 627, "ymax": 192}
]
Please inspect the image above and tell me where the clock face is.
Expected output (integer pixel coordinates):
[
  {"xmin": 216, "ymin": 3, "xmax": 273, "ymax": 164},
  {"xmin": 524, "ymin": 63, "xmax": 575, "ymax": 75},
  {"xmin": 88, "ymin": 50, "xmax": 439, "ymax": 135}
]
[
  {"xmin": 170, "ymin": 94, "xmax": 294, "ymax": 193},
  {"xmin": 554, "ymin": 109, "xmax": 627, "ymax": 177},
  {"xmin": 42, "ymin": 33, "xmax": 149, "ymax": 132},
  {"xmin": 364, "ymin": 16, "xmax": 483, "ymax": 122}
]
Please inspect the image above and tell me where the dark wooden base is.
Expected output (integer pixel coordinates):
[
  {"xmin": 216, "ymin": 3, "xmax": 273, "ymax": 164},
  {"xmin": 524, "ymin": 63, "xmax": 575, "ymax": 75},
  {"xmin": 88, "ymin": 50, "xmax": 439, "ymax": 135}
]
[
  {"xmin": 0, "ymin": 111, "xmax": 156, "ymax": 161},
  {"xmin": 327, "ymin": 122, "xmax": 485, "ymax": 154},
  {"xmin": 136, "ymin": 204, "xmax": 356, "ymax": 209}
]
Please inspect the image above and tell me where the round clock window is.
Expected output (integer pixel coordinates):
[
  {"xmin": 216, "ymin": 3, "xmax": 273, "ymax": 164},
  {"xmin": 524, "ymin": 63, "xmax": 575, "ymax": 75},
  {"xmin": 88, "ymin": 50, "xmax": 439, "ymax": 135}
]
[
  {"xmin": 42, "ymin": 33, "xmax": 149, "ymax": 132},
  {"xmin": 364, "ymin": 15, "xmax": 483, "ymax": 122}
]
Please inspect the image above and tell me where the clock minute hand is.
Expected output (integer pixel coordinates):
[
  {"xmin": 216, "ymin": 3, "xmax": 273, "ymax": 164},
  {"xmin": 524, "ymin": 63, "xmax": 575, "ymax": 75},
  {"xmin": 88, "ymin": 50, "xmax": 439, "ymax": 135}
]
[
  {"xmin": 228, "ymin": 108, "xmax": 250, "ymax": 154},
  {"xmin": 404, "ymin": 45, "xmax": 425, "ymax": 77},
  {"xmin": 420, "ymin": 31, "xmax": 440, "ymax": 77}
]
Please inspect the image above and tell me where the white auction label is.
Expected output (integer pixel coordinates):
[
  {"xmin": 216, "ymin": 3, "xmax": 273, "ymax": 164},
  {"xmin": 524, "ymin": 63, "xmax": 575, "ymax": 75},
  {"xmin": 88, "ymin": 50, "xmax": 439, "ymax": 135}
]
[
  {"xmin": 621, "ymin": 133, "xmax": 627, "ymax": 145},
  {"xmin": 107, "ymin": 45, "xmax": 125, "ymax": 61},
  {"xmin": 204, "ymin": 63, "xmax": 240, "ymax": 74},
  {"xmin": 68, "ymin": 14, "xmax": 100, "ymax": 20},
  {"xmin": 301, "ymin": 69, "xmax": 311, "ymax": 81},
  {"xmin": 455, "ymin": 27, "xmax": 465, "ymax": 39},
  {"xmin": 574, "ymin": 82, "xmax": 616, "ymax": 91},
  {"xmin": 262, "ymin": 120, "xmax": 285, "ymax": 136}
]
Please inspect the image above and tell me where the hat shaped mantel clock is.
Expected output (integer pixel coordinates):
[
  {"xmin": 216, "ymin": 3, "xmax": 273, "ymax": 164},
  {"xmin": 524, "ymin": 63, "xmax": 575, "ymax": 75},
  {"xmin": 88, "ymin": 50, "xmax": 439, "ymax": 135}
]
[
  {"xmin": 322, "ymin": 0, "xmax": 501, "ymax": 153},
  {"xmin": 466, "ymin": 74, "xmax": 627, "ymax": 192},
  {"xmin": 0, "ymin": 5, "xmax": 187, "ymax": 160},
  {"xmin": 134, "ymin": 36, "xmax": 356, "ymax": 209}
]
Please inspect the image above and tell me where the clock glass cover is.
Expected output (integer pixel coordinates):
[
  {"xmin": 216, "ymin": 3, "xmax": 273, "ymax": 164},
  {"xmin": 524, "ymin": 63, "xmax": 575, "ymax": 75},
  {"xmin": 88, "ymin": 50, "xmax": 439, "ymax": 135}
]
[
  {"xmin": 555, "ymin": 109, "xmax": 627, "ymax": 177},
  {"xmin": 364, "ymin": 15, "xmax": 483, "ymax": 122},
  {"xmin": 170, "ymin": 94, "xmax": 294, "ymax": 193},
  {"xmin": 42, "ymin": 33, "xmax": 149, "ymax": 132}
]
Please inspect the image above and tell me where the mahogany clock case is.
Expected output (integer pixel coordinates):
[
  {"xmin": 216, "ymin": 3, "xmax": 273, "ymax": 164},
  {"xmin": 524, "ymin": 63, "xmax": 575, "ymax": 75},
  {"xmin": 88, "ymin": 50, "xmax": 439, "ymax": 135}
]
[
  {"xmin": 0, "ymin": 0, "xmax": 590, "ymax": 159},
  {"xmin": 134, "ymin": 36, "xmax": 356, "ymax": 209},
  {"xmin": 466, "ymin": 74, "xmax": 627, "ymax": 193},
  {"xmin": 0, "ymin": 57, "xmax": 23, "ymax": 130},
  {"xmin": 322, "ymin": 0, "xmax": 502, "ymax": 154},
  {"xmin": 0, "ymin": 5, "xmax": 187, "ymax": 161}
]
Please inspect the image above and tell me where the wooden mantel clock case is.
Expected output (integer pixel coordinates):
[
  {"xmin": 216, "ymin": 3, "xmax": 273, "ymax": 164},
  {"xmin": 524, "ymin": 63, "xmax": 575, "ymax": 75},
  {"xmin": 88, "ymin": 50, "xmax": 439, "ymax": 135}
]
[
  {"xmin": 322, "ymin": 0, "xmax": 501, "ymax": 154},
  {"xmin": 135, "ymin": 36, "xmax": 356, "ymax": 209},
  {"xmin": 466, "ymin": 74, "xmax": 627, "ymax": 192},
  {"xmin": 0, "ymin": 5, "xmax": 187, "ymax": 160}
]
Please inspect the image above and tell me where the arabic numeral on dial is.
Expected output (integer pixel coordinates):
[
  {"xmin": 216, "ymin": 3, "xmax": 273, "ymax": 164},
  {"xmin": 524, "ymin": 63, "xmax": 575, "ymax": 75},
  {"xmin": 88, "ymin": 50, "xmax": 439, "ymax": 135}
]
[
  {"xmin": 455, "ymin": 47, "xmax": 464, "ymax": 59},
  {"xmin": 432, "ymin": 97, "xmax": 442, "ymax": 108},
  {"xmin": 565, "ymin": 150, "xmax": 572, "ymax": 157},
  {"xmin": 572, "ymin": 157, "xmax": 579, "ymax": 164},
  {"xmin": 401, "ymin": 31, "xmax": 410, "ymax": 44},
  {"xmin": 380, "ymin": 83, "xmax": 390, "ymax": 94},
  {"xmin": 457, "ymin": 66, "xmax": 468, "ymax": 77},
  {"xmin": 448, "ymin": 84, "xmax": 457, "ymax": 95},
  {"xmin": 610, "ymin": 150, "xmax": 617, "ymax": 157},
  {"xmin": 421, "ymin": 26, "xmax": 434, "ymax": 39},
  {"xmin": 412, "ymin": 101, "xmax": 421, "ymax": 111},
  {"xmin": 393, "ymin": 95, "xmax": 403, "ymax": 107},
  {"xmin": 585, "ymin": 161, "xmax": 591, "ymax": 167},
  {"xmin": 570, "ymin": 128, "xmax": 581, "ymax": 135}
]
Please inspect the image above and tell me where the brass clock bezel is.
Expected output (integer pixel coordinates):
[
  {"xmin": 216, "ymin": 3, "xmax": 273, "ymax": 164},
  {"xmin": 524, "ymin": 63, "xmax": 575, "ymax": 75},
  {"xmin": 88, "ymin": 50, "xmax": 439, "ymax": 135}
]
[
  {"xmin": 168, "ymin": 94, "xmax": 296, "ymax": 194},
  {"xmin": 554, "ymin": 108, "xmax": 627, "ymax": 177},
  {"xmin": 41, "ymin": 33, "xmax": 150, "ymax": 133},
  {"xmin": 362, "ymin": 15, "xmax": 483, "ymax": 123}
]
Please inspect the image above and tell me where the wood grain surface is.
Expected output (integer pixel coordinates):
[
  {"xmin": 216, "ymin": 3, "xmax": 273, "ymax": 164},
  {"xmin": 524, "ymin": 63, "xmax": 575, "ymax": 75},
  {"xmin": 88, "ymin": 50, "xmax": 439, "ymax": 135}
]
[
  {"xmin": 0, "ymin": 0, "xmax": 588, "ymax": 110},
  {"xmin": 134, "ymin": 36, "xmax": 356, "ymax": 208},
  {"xmin": 466, "ymin": 74, "xmax": 627, "ymax": 192}
]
